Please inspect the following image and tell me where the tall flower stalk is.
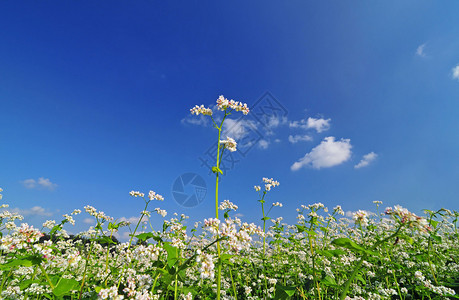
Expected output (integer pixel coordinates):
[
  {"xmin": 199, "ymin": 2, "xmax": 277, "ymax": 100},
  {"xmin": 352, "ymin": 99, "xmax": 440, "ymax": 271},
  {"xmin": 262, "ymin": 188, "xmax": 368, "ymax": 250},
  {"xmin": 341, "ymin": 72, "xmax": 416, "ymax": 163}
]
[{"xmin": 190, "ymin": 95, "xmax": 249, "ymax": 299}]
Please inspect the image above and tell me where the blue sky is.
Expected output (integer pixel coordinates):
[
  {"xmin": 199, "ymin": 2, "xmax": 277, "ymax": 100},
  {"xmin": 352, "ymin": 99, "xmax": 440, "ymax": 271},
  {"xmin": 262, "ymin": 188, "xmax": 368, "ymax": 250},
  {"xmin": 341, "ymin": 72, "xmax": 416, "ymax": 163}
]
[{"xmin": 1, "ymin": 1, "xmax": 458, "ymax": 239}]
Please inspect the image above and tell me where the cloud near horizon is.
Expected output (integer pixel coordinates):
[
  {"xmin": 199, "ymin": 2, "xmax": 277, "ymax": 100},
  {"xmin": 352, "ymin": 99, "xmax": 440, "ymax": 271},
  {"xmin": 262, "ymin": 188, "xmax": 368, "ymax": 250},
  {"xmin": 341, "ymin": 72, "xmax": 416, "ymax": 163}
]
[
  {"xmin": 22, "ymin": 177, "xmax": 57, "ymax": 190},
  {"xmin": 291, "ymin": 136, "xmax": 352, "ymax": 171},
  {"xmin": 354, "ymin": 152, "xmax": 378, "ymax": 169},
  {"xmin": 11, "ymin": 206, "xmax": 53, "ymax": 217}
]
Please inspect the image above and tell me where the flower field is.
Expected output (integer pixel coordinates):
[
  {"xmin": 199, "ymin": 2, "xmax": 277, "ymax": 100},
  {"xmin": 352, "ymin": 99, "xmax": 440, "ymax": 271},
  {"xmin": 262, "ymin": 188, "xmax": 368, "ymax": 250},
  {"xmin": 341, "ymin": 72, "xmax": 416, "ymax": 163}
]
[{"xmin": 1, "ymin": 97, "xmax": 458, "ymax": 299}]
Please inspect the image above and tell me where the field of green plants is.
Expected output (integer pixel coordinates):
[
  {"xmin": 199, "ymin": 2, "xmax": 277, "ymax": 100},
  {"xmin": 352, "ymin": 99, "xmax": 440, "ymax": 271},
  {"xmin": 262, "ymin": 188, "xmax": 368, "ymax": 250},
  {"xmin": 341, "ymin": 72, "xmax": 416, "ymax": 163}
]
[{"xmin": 1, "ymin": 97, "xmax": 458, "ymax": 299}]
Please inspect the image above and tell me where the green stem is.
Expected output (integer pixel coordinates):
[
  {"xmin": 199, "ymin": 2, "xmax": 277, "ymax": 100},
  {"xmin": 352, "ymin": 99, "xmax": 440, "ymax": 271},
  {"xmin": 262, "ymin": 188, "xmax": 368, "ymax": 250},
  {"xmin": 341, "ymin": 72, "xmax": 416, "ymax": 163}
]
[
  {"xmin": 39, "ymin": 264, "xmax": 55, "ymax": 290},
  {"xmin": 339, "ymin": 224, "xmax": 404, "ymax": 300}
]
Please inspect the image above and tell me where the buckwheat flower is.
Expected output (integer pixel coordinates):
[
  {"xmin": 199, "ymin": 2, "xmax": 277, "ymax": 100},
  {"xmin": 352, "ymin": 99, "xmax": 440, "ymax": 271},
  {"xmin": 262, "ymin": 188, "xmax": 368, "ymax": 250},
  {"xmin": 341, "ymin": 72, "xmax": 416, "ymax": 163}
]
[
  {"xmin": 141, "ymin": 210, "xmax": 151, "ymax": 217},
  {"xmin": 63, "ymin": 214, "xmax": 75, "ymax": 225},
  {"xmin": 197, "ymin": 252, "xmax": 215, "ymax": 280},
  {"xmin": 333, "ymin": 205, "xmax": 345, "ymax": 215},
  {"xmin": 219, "ymin": 200, "xmax": 238, "ymax": 211},
  {"xmin": 254, "ymin": 186, "xmax": 261, "ymax": 192},
  {"xmin": 148, "ymin": 190, "xmax": 164, "ymax": 201},
  {"xmin": 190, "ymin": 104, "xmax": 213, "ymax": 116},
  {"xmin": 42, "ymin": 220, "xmax": 56, "ymax": 229},
  {"xmin": 353, "ymin": 210, "xmax": 369, "ymax": 227},
  {"xmin": 414, "ymin": 271, "xmax": 425, "ymax": 281},
  {"xmin": 0, "ymin": 204, "xmax": 8, "ymax": 208},
  {"xmin": 220, "ymin": 136, "xmax": 237, "ymax": 152},
  {"xmin": 272, "ymin": 202, "xmax": 283, "ymax": 207},
  {"xmin": 216, "ymin": 95, "xmax": 250, "ymax": 115},
  {"xmin": 84, "ymin": 205, "xmax": 97, "ymax": 216},
  {"xmin": 0, "ymin": 187, "xmax": 3, "ymax": 200},
  {"xmin": 154, "ymin": 208, "xmax": 167, "ymax": 217},
  {"xmin": 129, "ymin": 190, "xmax": 144, "ymax": 197},
  {"xmin": 71, "ymin": 209, "xmax": 81, "ymax": 215}
]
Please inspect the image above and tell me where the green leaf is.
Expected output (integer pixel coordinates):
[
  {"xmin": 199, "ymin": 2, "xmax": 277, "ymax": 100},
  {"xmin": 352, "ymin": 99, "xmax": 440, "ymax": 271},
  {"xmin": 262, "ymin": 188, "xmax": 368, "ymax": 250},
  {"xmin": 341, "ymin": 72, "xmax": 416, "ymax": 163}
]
[
  {"xmin": 321, "ymin": 275, "xmax": 337, "ymax": 287},
  {"xmin": 52, "ymin": 278, "xmax": 79, "ymax": 296},
  {"xmin": 96, "ymin": 236, "xmax": 116, "ymax": 245},
  {"xmin": 164, "ymin": 242, "xmax": 179, "ymax": 268},
  {"xmin": 135, "ymin": 232, "xmax": 155, "ymax": 243},
  {"xmin": 261, "ymin": 216, "xmax": 271, "ymax": 221},
  {"xmin": 49, "ymin": 224, "xmax": 63, "ymax": 236},
  {"xmin": 319, "ymin": 249, "xmax": 346, "ymax": 258},
  {"xmin": 430, "ymin": 234, "xmax": 442, "ymax": 243},
  {"xmin": 331, "ymin": 238, "xmax": 379, "ymax": 256},
  {"xmin": 108, "ymin": 222, "xmax": 119, "ymax": 230},
  {"xmin": 274, "ymin": 284, "xmax": 296, "ymax": 299},
  {"xmin": 295, "ymin": 225, "xmax": 305, "ymax": 233}
]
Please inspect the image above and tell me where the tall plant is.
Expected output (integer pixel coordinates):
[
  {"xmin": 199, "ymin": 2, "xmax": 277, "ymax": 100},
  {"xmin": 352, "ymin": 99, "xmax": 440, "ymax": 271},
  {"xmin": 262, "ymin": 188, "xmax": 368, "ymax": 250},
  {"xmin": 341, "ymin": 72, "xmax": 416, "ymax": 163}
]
[{"xmin": 189, "ymin": 95, "xmax": 249, "ymax": 299}]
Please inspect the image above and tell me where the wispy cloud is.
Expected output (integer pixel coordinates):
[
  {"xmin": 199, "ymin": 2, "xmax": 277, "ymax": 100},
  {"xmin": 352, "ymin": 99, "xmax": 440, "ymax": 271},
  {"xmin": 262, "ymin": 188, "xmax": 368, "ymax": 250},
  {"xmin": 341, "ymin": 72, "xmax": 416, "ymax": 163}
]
[
  {"xmin": 289, "ymin": 117, "xmax": 331, "ymax": 133},
  {"xmin": 416, "ymin": 43, "xmax": 427, "ymax": 57},
  {"xmin": 181, "ymin": 114, "xmax": 209, "ymax": 126},
  {"xmin": 222, "ymin": 118, "xmax": 258, "ymax": 140},
  {"xmin": 83, "ymin": 218, "xmax": 95, "ymax": 224},
  {"xmin": 291, "ymin": 137, "xmax": 352, "ymax": 171},
  {"xmin": 258, "ymin": 139, "xmax": 269, "ymax": 149},
  {"xmin": 10, "ymin": 206, "xmax": 53, "ymax": 217},
  {"xmin": 452, "ymin": 64, "xmax": 459, "ymax": 81},
  {"xmin": 288, "ymin": 134, "xmax": 313, "ymax": 144},
  {"xmin": 354, "ymin": 152, "xmax": 378, "ymax": 169},
  {"xmin": 22, "ymin": 177, "xmax": 57, "ymax": 190}
]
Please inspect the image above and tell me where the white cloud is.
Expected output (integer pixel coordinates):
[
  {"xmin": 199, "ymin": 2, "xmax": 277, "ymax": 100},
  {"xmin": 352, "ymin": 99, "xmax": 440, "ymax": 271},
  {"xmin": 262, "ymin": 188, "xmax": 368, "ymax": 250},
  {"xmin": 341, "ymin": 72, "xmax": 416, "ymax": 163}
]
[
  {"xmin": 258, "ymin": 139, "xmax": 269, "ymax": 149},
  {"xmin": 119, "ymin": 216, "xmax": 141, "ymax": 225},
  {"xmin": 274, "ymin": 139, "xmax": 281, "ymax": 143},
  {"xmin": 266, "ymin": 116, "xmax": 288, "ymax": 129},
  {"xmin": 222, "ymin": 118, "xmax": 258, "ymax": 140},
  {"xmin": 291, "ymin": 137, "xmax": 352, "ymax": 171},
  {"xmin": 181, "ymin": 115, "xmax": 209, "ymax": 126},
  {"xmin": 11, "ymin": 206, "xmax": 53, "ymax": 217},
  {"xmin": 289, "ymin": 117, "xmax": 331, "ymax": 133},
  {"xmin": 22, "ymin": 177, "xmax": 57, "ymax": 190},
  {"xmin": 416, "ymin": 43, "xmax": 427, "ymax": 57},
  {"xmin": 354, "ymin": 152, "xmax": 378, "ymax": 169},
  {"xmin": 83, "ymin": 218, "xmax": 95, "ymax": 224},
  {"xmin": 306, "ymin": 117, "xmax": 331, "ymax": 133},
  {"xmin": 288, "ymin": 134, "xmax": 313, "ymax": 144},
  {"xmin": 452, "ymin": 64, "xmax": 459, "ymax": 81}
]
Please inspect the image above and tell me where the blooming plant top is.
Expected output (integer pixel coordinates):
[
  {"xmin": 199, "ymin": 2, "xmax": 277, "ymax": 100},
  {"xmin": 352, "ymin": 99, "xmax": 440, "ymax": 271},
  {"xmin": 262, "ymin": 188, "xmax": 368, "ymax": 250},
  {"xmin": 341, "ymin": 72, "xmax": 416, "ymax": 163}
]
[
  {"xmin": 190, "ymin": 104, "xmax": 213, "ymax": 116},
  {"xmin": 189, "ymin": 95, "xmax": 249, "ymax": 117},
  {"xmin": 216, "ymin": 95, "xmax": 249, "ymax": 115},
  {"xmin": 148, "ymin": 190, "xmax": 164, "ymax": 201},
  {"xmin": 385, "ymin": 205, "xmax": 431, "ymax": 232},
  {"xmin": 220, "ymin": 136, "xmax": 237, "ymax": 152}
]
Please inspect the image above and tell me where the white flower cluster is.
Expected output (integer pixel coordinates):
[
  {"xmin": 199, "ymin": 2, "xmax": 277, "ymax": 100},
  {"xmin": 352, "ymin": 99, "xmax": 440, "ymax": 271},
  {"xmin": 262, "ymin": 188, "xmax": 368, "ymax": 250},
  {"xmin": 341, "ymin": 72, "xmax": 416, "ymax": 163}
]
[
  {"xmin": 154, "ymin": 208, "xmax": 167, "ymax": 217},
  {"xmin": 216, "ymin": 95, "xmax": 249, "ymax": 115},
  {"xmin": 84, "ymin": 205, "xmax": 113, "ymax": 222},
  {"xmin": 262, "ymin": 177, "xmax": 280, "ymax": 191},
  {"xmin": 99, "ymin": 285, "xmax": 124, "ymax": 299},
  {"xmin": 63, "ymin": 214, "xmax": 76, "ymax": 225},
  {"xmin": 148, "ymin": 190, "xmax": 164, "ymax": 201},
  {"xmin": 129, "ymin": 191, "xmax": 144, "ymax": 197},
  {"xmin": 219, "ymin": 200, "xmax": 238, "ymax": 211},
  {"xmin": 0, "ymin": 187, "xmax": 2, "ymax": 200},
  {"xmin": 353, "ymin": 210, "xmax": 369, "ymax": 227},
  {"xmin": 0, "ymin": 223, "xmax": 43, "ymax": 252},
  {"xmin": 190, "ymin": 104, "xmax": 213, "ymax": 116},
  {"xmin": 272, "ymin": 202, "xmax": 283, "ymax": 207},
  {"xmin": 385, "ymin": 205, "xmax": 431, "ymax": 232},
  {"xmin": 415, "ymin": 270, "xmax": 456, "ymax": 296},
  {"xmin": 196, "ymin": 250, "xmax": 215, "ymax": 280},
  {"xmin": 220, "ymin": 136, "xmax": 237, "ymax": 152}
]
